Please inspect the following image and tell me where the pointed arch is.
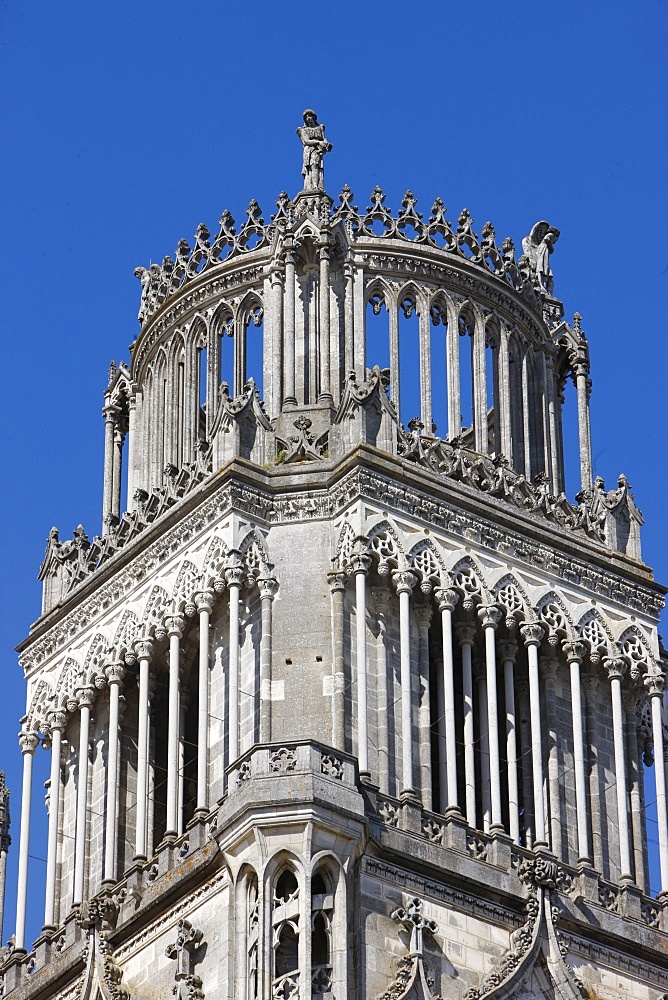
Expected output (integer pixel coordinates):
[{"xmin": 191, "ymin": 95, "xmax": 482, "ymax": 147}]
[
  {"xmin": 617, "ymin": 625, "xmax": 656, "ymax": 675},
  {"xmin": 491, "ymin": 572, "xmax": 532, "ymax": 622},
  {"xmin": 407, "ymin": 537, "xmax": 446, "ymax": 589},
  {"xmin": 239, "ymin": 528, "xmax": 271, "ymax": 577},
  {"xmin": 574, "ymin": 607, "xmax": 614, "ymax": 658},
  {"xmin": 534, "ymin": 590, "xmax": 575, "ymax": 641},
  {"xmin": 365, "ymin": 518, "xmax": 405, "ymax": 574},
  {"xmin": 172, "ymin": 559, "xmax": 201, "ymax": 611},
  {"xmin": 142, "ymin": 584, "xmax": 170, "ymax": 632},
  {"xmin": 55, "ymin": 656, "xmax": 82, "ymax": 706},
  {"xmin": 82, "ymin": 632, "xmax": 112, "ymax": 682},
  {"xmin": 202, "ymin": 535, "xmax": 229, "ymax": 590},
  {"xmin": 113, "ymin": 609, "xmax": 141, "ymax": 659},
  {"xmin": 26, "ymin": 677, "xmax": 54, "ymax": 734},
  {"xmin": 334, "ymin": 521, "xmax": 355, "ymax": 569},
  {"xmin": 447, "ymin": 554, "xmax": 491, "ymax": 605}
]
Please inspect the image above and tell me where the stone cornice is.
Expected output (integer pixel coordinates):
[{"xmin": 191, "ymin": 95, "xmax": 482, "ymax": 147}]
[{"xmin": 18, "ymin": 447, "xmax": 664, "ymax": 672}]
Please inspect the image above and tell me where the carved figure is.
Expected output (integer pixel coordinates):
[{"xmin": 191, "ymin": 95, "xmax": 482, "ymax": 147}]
[
  {"xmin": 296, "ymin": 109, "xmax": 332, "ymax": 192},
  {"xmin": 522, "ymin": 221, "xmax": 560, "ymax": 295}
]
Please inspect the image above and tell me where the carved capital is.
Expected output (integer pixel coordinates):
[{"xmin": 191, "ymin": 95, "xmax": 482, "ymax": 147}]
[
  {"xmin": 327, "ymin": 570, "xmax": 347, "ymax": 594},
  {"xmin": 644, "ymin": 672, "xmax": 665, "ymax": 699},
  {"xmin": 105, "ymin": 662, "xmax": 125, "ymax": 687},
  {"xmin": 604, "ymin": 657, "xmax": 626, "ymax": 682},
  {"xmin": 434, "ymin": 588, "xmax": 459, "ymax": 613},
  {"xmin": 392, "ymin": 569, "xmax": 417, "ymax": 595},
  {"xmin": 224, "ymin": 565, "xmax": 246, "ymax": 589},
  {"xmin": 563, "ymin": 640, "xmax": 587, "ymax": 665},
  {"xmin": 414, "ymin": 604, "xmax": 433, "ymax": 630},
  {"xmin": 75, "ymin": 686, "xmax": 96, "ymax": 710},
  {"xmin": 258, "ymin": 576, "xmax": 278, "ymax": 601},
  {"xmin": 521, "ymin": 623, "xmax": 544, "ymax": 648},
  {"xmin": 372, "ymin": 586, "xmax": 392, "ymax": 616},
  {"xmin": 455, "ymin": 623, "xmax": 477, "ymax": 647},
  {"xmin": 498, "ymin": 641, "xmax": 518, "ymax": 663},
  {"xmin": 581, "ymin": 673, "xmax": 599, "ymax": 698},
  {"xmin": 165, "ymin": 615, "xmax": 185, "ymax": 639},
  {"xmin": 478, "ymin": 605, "xmax": 503, "ymax": 630},
  {"xmin": 134, "ymin": 638, "xmax": 154, "ymax": 662},
  {"xmin": 47, "ymin": 708, "xmax": 68, "ymax": 733},
  {"xmin": 349, "ymin": 549, "xmax": 371, "ymax": 576},
  {"xmin": 18, "ymin": 731, "xmax": 38, "ymax": 755},
  {"xmin": 195, "ymin": 591, "xmax": 215, "ymax": 616},
  {"xmin": 540, "ymin": 657, "xmax": 559, "ymax": 682}
]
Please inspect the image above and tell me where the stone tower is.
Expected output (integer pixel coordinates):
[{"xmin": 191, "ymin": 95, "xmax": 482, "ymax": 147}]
[{"xmin": 3, "ymin": 112, "xmax": 667, "ymax": 999}]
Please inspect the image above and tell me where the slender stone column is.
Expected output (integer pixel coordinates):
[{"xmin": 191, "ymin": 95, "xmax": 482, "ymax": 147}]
[
  {"xmin": 573, "ymin": 357, "xmax": 593, "ymax": 492},
  {"xmin": 134, "ymin": 640, "xmax": 152, "ymax": 861},
  {"xmin": 435, "ymin": 588, "xmax": 459, "ymax": 815},
  {"xmin": 472, "ymin": 314, "xmax": 488, "ymax": 453},
  {"xmin": 605, "ymin": 657, "xmax": 632, "ymax": 880},
  {"xmin": 541, "ymin": 656, "xmax": 561, "ymax": 855},
  {"xmin": 73, "ymin": 685, "xmax": 95, "ymax": 905},
  {"xmin": 456, "ymin": 623, "xmax": 477, "ymax": 827},
  {"xmin": 521, "ymin": 624, "xmax": 547, "ymax": 846},
  {"xmin": 545, "ymin": 351, "xmax": 561, "ymax": 493},
  {"xmin": 624, "ymin": 690, "xmax": 647, "ymax": 892},
  {"xmin": 258, "ymin": 578, "xmax": 278, "ymax": 745},
  {"xmin": 352, "ymin": 553, "xmax": 371, "ymax": 776},
  {"xmin": 43, "ymin": 710, "xmax": 65, "ymax": 928},
  {"xmin": 479, "ymin": 606, "xmax": 503, "ymax": 831},
  {"xmin": 498, "ymin": 328, "xmax": 512, "ymax": 462},
  {"xmin": 564, "ymin": 641, "xmax": 590, "ymax": 864},
  {"xmin": 146, "ymin": 675, "xmax": 157, "ymax": 859},
  {"xmin": 517, "ymin": 678, "xmax": 534, "ymax": 848},
  {"xmin": 318, "ymin": 236, "xmax": 332, "ymax": 402},
  {"xmin": 475, "ymin": 659, "xmax": 491, "ymax": 833},
  {"xmin": 177, "ymin": 685, "xmax": 188, "ymax": 837},
  {"xmin": 327, "ymin": 571, "xmax": 347, "ymax": 751},
  {"xmin": 102, "ymin": 404, "xmax": 117, "ymax": 533},
  {"xmin": 415, "ymin": 603, "xmax": 433, "ymax": 810},
  {"xmin": 225, "ymin": 558, "xmax": 246, "ymax": 766},
  {"xmin": 539, "ymin": 350, "xmax": 553, "ymax": 486},
  {"xmin": 0, "ymin": 782, "xmax": 8, "ymax": 947},
  {"xmin": 103, "ymin": 663, "xmax": 124, "ymax": 884},
  {"xmin": 393, "ymin": 570, "xmax": 418, "ymax": 796},
  {"xmin": 195, "ymin": 593, "xmax": 214, "ymax": 815},
  {"xmin": 111, "ymin": 424, "xmax": 125, "ymax": 522},
  {"xmin": 270, "ymin": 268, "xmax": 283, "ymax": 413},
  {"xmin": 499, "ymin": 641, "xmax": 520, "ymax": 844},
  {"xmin": 646, "ymin": 673, "xmax": 668, "ymax": 893},
  {"xmin": 372, "ymin": 587, "xmax": 392, "ymax": 796},
  {"xmin": 582, "ymin": 673, "xmax": 603, "ymax": 873},
  {"xmin": 521, "ymin": 351, "xmax": 533, "ymax": 478},
  {"xmin": 164, "ymin": 616, "xmax": 184, "ymax": 839},
  {"xmin": 389, "ymin": 298, "xmax": 400, "ymax": 414},
  {"xmin": 283, "ymin": 245, "xmax": 297, "ymax": 407},
  {"xmin": 126, "ymin": 393, "xmax": 137, "ymax": 503},
  {"xmin": 343, "ymin": 261, "xmax": 355, "ymax": 375},
  {"xmin": 446, "ymin": 300, "xmax": 461, "ymax": 439},
  {"xmin": 15, "ymin": 730, "xmax": 38, "ymax": 949},
  {"xmin": 418, "ymin": 307, "xmax": 432, "ymax": 432}
]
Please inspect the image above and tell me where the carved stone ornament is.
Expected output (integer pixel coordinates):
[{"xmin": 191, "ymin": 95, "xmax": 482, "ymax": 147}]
[
  {"xmin": 463, "ymin": 857, "xmax": 581, "ymax": 1000},
  {"xmin": 74, "ymin": 897, "xmax": 129, "ymax": 1000},
  {"xmin": 376, "ymin": 898, "xmax": 442, "ymax": 1000},
  {"xmin": 166, "ymin": 919, "xmax": 205, "ymax": 1000}
]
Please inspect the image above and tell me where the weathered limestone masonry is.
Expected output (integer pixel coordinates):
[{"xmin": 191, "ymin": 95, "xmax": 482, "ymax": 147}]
[{"xmin": 3, "ymin": 112, "xmax": 667, "ymax": 999}]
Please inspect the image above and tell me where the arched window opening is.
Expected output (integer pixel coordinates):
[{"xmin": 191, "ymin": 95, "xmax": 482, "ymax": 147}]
[
  {"xmin": 429, "ymin": 300, "xmax": 448, "ymax": 440},
  {"xmin": 560, "ymin": 369, "xmax": 579, "ymax": 498},
  {"xmin": 198, "ymin": 345, "xmax": 207, "ymax": 410},
  {"xmin": 245, "ymin": 303, "xmax": 264, "ymax": 398},
  {"xmin": 399, "ymin": 296, "xmax": 420, "ymax": 427},
  {"xmin": 311, "ymin": 870, "xmax": 334, "ymax": 997},
  {"xmin": 458, "ymin": 316, "xmax": 474, "ymax": 440},
  {"xmin": 217, "ymin": 315, "xmax": 235, "ymax": 394},
  {"xmin": 528, "ymin": 352, "xmax": 545, "ymax": 478},
  {"xmin": 508, "ymin": 339, "xmax": 524, "ymax": 474},
  {"xmin": 272, "ymin": 868, "xmax": 300, "ymax": 997},
  {"xmin": 176, "ymin": 360, "xmax": 185, "ymax": 466},
  {"xmin": 365, "ymin": 292, "xmax": 390, "ymax": 372}
]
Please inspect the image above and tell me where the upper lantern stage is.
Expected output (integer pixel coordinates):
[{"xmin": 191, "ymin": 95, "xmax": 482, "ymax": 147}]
[{"xmin": 37, "ymin": 113, "xmax": 646, "ymax": 617}]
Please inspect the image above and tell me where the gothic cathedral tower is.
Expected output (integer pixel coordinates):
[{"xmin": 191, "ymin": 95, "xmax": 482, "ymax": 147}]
[{"xmin": 3, "ymin": 113, "xmax": 667, "ymax": 999}]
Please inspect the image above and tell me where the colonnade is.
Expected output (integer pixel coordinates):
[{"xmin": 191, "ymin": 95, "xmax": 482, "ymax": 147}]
[
  {"xmin": 13, "ymin": 565, "xmax": 278, "ymax": 950},
  {"xmin": 329, "ymin": 562, "xmax": 668, "ymax": 898}
]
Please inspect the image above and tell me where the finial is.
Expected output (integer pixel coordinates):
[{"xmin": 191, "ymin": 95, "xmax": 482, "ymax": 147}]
[
  {"xmin": 573, "ymin": 311, "xmax": 582, "ymax": 335},
  {"xmin": 107, "ymin": 360, "xmax": 117, "ymax": 386},
  {"xmin": 296, "ymin": 109, "xmax": 332, "ymax": 193}
]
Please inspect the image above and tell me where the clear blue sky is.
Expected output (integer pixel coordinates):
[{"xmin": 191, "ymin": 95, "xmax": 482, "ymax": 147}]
[{"xmin": 0, "ymin": 1, "xmax": 666, "ymax": 947}]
